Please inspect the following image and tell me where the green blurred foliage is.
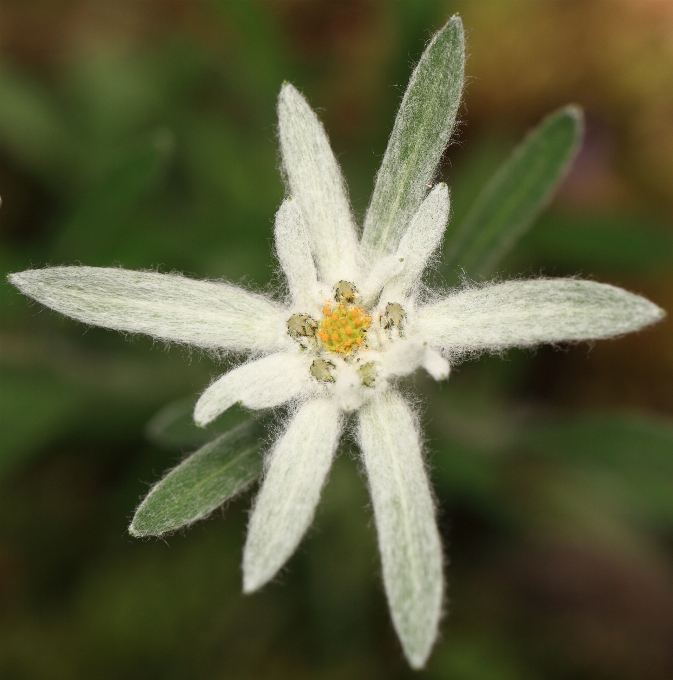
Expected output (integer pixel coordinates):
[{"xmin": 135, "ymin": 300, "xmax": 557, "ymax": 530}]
[{"xmin": 1, "ymin": 1, "xmax": 673, "ymax": 678}]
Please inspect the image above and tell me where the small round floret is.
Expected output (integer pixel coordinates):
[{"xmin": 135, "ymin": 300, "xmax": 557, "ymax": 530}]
[
  {"xmin": 334, "ymin": 280, "xmax": 358, "ymax": 303},
  {"xmin": 382, "ymin": 302, "xmax": 406, "ymax": 330},
  {"xmin": 287, "ymin": 313, "xmax": 318, "ymax": 339},
  {"xmin": 310, "ymin": 358, "xmax": 336, "ymax": 383}
]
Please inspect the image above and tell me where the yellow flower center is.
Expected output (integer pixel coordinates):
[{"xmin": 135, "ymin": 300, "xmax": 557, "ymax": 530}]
[{"xmin": 317, "ymin": 302, "xmax": 371, "ymax": 355}]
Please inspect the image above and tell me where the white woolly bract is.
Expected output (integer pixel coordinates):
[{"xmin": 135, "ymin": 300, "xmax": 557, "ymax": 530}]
[
  {"xmin": 358, "ymin": 390, "xmax": 443, "ymax": 669},
  {"xmin": 274, "ymin": 197, "xmax": 320, "ymax": 312},
  {"xmin": 422, "ymin": 347, "xmax": 450, "ymax": 381},
  {"xmin": 9, "ymin": 266, "xmax": 285, "ymax": 352},
  {"xmin": 360, "ymin": 255, "xmax": 404, "ymax": 307},
  {"xmin": 332, "ymin": 362, "xmax": 366, "ymax": 412},
  {"xmin": 378, "ymin": 338, "xmax": 427, "ymax": 379},
  {"xmin": 361, "ymin": 17, "xmax": 464, "ymax": 262},
  {"xmin": 382, "ymin": 183, "xmax": 450, "ymax": 303},
  {"xmin": 194, "ymin": 351, "xmax": 314, "ymax": 427},
  {"xmin": 278, "ymin": 83, "xmax": 358, "ymax": 284},
  {"xmin": 243, "ymin": 397, "xmax": 342, "ymax": 593},
  {"xmin": 416, "ymin": 278, "xmax": 665, "ymax": 360}
]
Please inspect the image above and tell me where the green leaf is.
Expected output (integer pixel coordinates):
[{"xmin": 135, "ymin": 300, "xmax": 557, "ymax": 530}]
[
  {"xmin": 445, "ymin": 106, "xmax": 583, "ymax": 279},
  {"xmin": 130, "ymin": 420, "xmax": 265, "ymax": 537},
  {"xmin": 145, "ymin": 396, "xmax": 248, "ymax": 451},
  {"xmin": 361, "ymin": 15, "xmax": 465, "ymax": 259}
]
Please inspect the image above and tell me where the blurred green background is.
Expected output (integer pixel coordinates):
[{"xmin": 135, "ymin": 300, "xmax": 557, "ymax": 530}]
[{"xmin": 2, "ymin": 1, "xmax": 673, "ymax": 678}]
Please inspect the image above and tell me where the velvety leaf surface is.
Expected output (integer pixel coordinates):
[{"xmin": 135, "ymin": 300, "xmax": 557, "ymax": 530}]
[
  {"xmin": 130, "ymin": 420, "xmax": 265, "ymax": 537},
  {"xmin": 362, "ymin": 15, "xmax": 465, "ymax": 260},
  {"xmin": 445, "ymin": 106, "xmax": 583, "ymax": 277}
]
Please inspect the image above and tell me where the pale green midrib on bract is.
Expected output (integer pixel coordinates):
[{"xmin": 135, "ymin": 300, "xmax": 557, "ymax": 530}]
[
  {"xmin": 8, "ymin": 267, "xmax": 279, "ymax": 350},
  {"xmin": 362, "ymin": 392, "xmax": 441, "ymax": 668},
  {"xmin": 384, "ymin": 420, "xmax": 424, "ymax": 652},
  {"xmin": 429, "ymin": 305, "xmax": 652, "ymax": 337},
  {"xmin": 130, "ymin": 444, "xmax": 261, "ymax": 537},
  {"xmin": 417, "ymin": 280, "xmax": 664, "ymax": 350},
  {"xmin": 130, "ymin": 421, "xmax": 264, "ymax": 537},
  {"xmin": 362, "ymin": 16, "xmax": 465, "ymax": 260},
  {"xmin": 445, "ymin": 106, "xmax": 583, "ymax": 278}
]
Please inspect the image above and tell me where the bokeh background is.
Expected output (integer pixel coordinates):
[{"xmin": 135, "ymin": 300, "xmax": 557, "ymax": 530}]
[{"xmin": 2, "ymin": 1, "xmax": 673, "ymax": 678}]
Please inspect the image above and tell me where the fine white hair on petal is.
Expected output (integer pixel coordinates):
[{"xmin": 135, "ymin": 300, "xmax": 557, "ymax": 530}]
[
  {"xmin": 243, "ymin": 397, "xmax": 342, "ymax": 593},
  {"xmin": 274, "ymin": 197, "xmax": 320, "ymax": 312},
  {"xmin": 359, "ymin": 255, "xmax": 404, "ymax": 307},
  {"xmin": 333, "ymin": 362, "xmax": 365, "ymax": 412},
  {"xmin": 378, "ymin": 338, "xmax": 426, "ymax": 380},
  {"xmin": 358, "ymin": 390, "xmax": 443, "ymax": 669},
  {"xmin": 361, "ymin": 17, "xmax": 464, "ymax": 263},
  {"xmin": 382, "ymin": 183, "xmax": 450, "ymax": 303},
  {"xmin": 194, "ymin": 351, "xmax": 315, "ymax": 427},
  {"xmin": 422, "ymin": 347, "xmax": 450, "ymax": 381},
  {"xmin": 9, "ymin": 266, "xmax": 285, "ymax": 352},
  {"xmin": 416, "ymin": 278, "xmax": 665, "ymax": 360},
  {"xmin": 278, "ymin": 83, "xmax": 359, "ymax": 284}
]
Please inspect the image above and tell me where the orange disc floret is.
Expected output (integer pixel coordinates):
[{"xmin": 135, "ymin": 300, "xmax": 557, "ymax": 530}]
[{"xmin": 318, "ymin": 302, "xmax": 371, "ymax": 355}]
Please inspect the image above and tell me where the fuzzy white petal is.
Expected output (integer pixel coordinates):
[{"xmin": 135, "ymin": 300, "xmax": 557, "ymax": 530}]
[
  {"xmin": 361, "ymin": 17, "xmax": 464, "ymax": 262},
  {"xmin": 378, "ymin": 338, "xmax": 426, "ymax": 379},
  {"xmin": 243, "ymin": 397, "xmax": 342, "ymax": 593},
  {"xmin": 417, "ymin": 279, "xmax": 664, "ymax": 359},
  {"xmin": 9, "ymin": 266, "xmax": 284, "ymax": 352},
  {"xmin": 274, "ymin": 197, "xmax": 319, "ymax": 311},
  {"xmin": 194, "ymin": 352, "xmax": 314, "ymax": 427},
  {"xmin": 333, "ymin": 362, "xmax": 365, "ymax": 412},
  {"xmin": 278, "ymin": 84, "xmax": 358, "ymax": 283},
  {"xmin": 358, "ymin": 390, "xmax": 443, "ymax": 669},
  {"xmin": 383, "ymin": 183, "xmax": 450, "ymax": 302},
  {"xmin": 359, "ymin": 255, "xmax": 404, "ymax": 306},
  {"xmin": 422, "ymin": 347, "xmax": 450, "ymax": 381}
]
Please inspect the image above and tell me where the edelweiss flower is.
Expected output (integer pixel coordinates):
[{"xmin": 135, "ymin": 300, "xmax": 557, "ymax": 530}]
[{"xmin": 8, "ymin": 18, "xmax": 664, "ymax": 669}]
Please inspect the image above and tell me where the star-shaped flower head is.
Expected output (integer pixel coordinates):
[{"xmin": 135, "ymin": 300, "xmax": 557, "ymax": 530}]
[{"xmin": 8, "ymin": 17, "xmax": 664, "ymax": 669}]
